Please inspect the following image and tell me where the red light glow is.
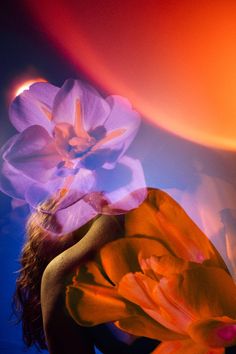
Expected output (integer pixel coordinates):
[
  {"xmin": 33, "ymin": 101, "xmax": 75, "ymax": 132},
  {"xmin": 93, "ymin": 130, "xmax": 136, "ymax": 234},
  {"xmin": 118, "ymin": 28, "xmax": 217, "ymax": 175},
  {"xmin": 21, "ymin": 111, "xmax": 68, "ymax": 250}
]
[{"xmin": 25, "ymin": 0, "xmax": 236, "ymax": 151}]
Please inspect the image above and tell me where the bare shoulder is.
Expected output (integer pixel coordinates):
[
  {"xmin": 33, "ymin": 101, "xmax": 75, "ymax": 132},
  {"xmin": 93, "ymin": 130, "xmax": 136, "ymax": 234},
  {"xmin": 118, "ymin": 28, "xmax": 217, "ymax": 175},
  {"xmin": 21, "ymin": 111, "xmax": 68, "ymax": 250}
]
[
  {"xmin": 41, "ymin": 214, "xmax": 123, "ymax": 292},
  {"xmin": 40, "ymin": 215, "xmax": 123, "ymax": 353}
]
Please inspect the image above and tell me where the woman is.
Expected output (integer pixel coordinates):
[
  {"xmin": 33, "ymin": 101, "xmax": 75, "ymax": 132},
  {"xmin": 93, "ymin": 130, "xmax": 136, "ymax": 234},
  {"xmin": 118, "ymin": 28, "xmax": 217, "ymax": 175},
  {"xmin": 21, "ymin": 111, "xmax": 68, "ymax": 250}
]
[
  {"xmin": 14, "ymin": 210, "xmax": 158, "ymax": 354},
  {"xmin": 14, "ymin": 189, "xmax": 236, "ymax": 354},
  {"xmin": 4, "ymin": 78, "xmax": 155, "ymax": 353}
]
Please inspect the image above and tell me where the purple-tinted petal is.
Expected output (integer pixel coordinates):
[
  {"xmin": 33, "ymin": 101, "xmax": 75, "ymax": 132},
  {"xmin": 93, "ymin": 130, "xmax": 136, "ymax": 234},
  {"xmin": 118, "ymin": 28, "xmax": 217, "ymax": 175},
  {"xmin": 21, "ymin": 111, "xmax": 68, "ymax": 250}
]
[
  {"xmin": 25, "ymin": 168, "xmax": 95, "ymax": 212},
  {"xmin": 0, "ymin": 135, "xmax": 33, "ymax": 199},
  {"xmin": 4, "ymin": 125, "xmax": 61, "ymax": 183},
  {"xmin": 52, "ymin": 79, "xmax": 110, "ymax": 132},
  {"xmin": 38, "ymin": 198, "xmax": 98, "ymax": 235},
  {"xmin": 101, "ymin": 96, "xmax": 141, "ymax": 155},
  {"xmin": 25, "ymin": 178, "xmax": 63, "ymax": 208},
  {"xmin": 9, "ymin": 82, "xmax": 59, "ymax": 133},
  {"xmin": 55, "ymin": 169, "xmax": 95, "ymax": 209},
  {"xmin": 89, "ymin": 156, "xmax": 147, "ymax": 213},
  {"xmin": 0, "ymin": 134, "xmax": 19, "ymax": 157},
  {"xmin": 53, "ymin": 122, "xmax": 78, "ymax": 159},
  {"xmin": 48, "ymin": 169, "xmax": 95, "ymax": 212},
  {"xmin": 0, "ymin": 159, "xmax": 33, "ymax": 200}
]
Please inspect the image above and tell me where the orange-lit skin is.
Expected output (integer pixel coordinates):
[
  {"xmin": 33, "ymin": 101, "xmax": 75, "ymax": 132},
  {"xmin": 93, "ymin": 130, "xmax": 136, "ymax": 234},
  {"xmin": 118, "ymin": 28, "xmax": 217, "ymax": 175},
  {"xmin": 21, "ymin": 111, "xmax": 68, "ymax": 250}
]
[{"xmin": 25, "ymin": 0, "xmax": 236, "ymax": 150}]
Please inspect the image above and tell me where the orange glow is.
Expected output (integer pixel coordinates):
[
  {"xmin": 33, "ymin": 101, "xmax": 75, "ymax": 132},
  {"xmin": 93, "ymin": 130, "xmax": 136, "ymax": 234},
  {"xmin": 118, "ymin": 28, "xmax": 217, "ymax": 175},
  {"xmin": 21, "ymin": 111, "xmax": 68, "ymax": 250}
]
[
  {"xmin": 25, "ymin": 0, "xmax": 236, "ymax": 151},
  {"xmin": 14, "ymin": 78, "xmax": 47, "ymax": 98}
]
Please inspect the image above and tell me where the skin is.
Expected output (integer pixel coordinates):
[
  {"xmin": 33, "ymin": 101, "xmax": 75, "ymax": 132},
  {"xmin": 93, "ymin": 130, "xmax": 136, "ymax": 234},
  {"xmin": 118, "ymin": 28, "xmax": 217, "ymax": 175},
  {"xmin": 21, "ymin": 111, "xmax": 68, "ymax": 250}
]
[{"xmin": 41, "ymin": 215, "xmax": 124, "ymax": 354}]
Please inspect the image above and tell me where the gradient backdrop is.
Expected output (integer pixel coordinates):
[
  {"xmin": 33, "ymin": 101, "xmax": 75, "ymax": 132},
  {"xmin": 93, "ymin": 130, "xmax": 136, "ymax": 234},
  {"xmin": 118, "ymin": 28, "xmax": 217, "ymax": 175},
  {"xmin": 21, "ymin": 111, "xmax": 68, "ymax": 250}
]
[{"xmin": 1, "ymin": 1, "xmax": 236, "ymax": 353}]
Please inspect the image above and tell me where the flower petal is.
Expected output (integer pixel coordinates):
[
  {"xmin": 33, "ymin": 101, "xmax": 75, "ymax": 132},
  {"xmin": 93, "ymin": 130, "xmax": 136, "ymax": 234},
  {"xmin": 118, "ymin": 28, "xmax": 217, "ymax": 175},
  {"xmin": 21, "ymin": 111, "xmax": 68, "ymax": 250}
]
[
  {"xmin": 151, "ymin": 340, "xmax": 224, "ymax": 354},
  {"xmin": 66, "ymin": 285, "xmax": 129, "ymax": 326},
  {"xmin": 118, "ymin": 272, "xmax": 191, "ymax": 334},
  {"xmin": 118, "ymin": 273, "xmax": 158, "ymax": 309},
  {"xmin": 0, "ymin": 136, "xmax": 33, "ymax": 199},
  {"xmin": 159, "ymin": 266, "xmax": 236, "ymax": 324},
  {"xmin": 140, "ymin": 254, "xmax": 189, "ymax": 279},
  {"xmin": 100, "ymin": 237, "xmax": 170, "ymax": 284},
  {"xmin": 66, "ymin": 261, "xmax": 129, "ymax": 326},
  {"xmin": 91, "ymin": 156, "xmax": 147, "ymax": 213},
  {"xmin": 53, "ymin": 169, "xmax": 96, "ymax": 211},
  {"xmin": 38, "ymin": 198, "xmax": 98, "ymax": 235},
  {"xmin": 102, "ymin": 95, "xmax": 140, "ymax": 156},
  {"xmin": 53, "ymin": 122, "xmax": 79, "ymax": 158},
  {"xmin": 4, "ymin": 125, "xmax": 61, "ymax": 183},
  {"xmin": 24, "ymin": 178, "xmax": 63, "ymax": 208},
  {"xmin": 9, "ymin": 82, "xmax": 58, "ymax": 133},
  {"xmin": 125, "ymin": 188, "xmax": 226, "ymax": 266},
  {"xmin": 0, "ymin": 159, "xmax": 33, "ymax": 200},
  {"xmin": 72, "ymin": 260, "xmax": 114, "ymax": 288},
  {"xmin": 116, "ymin": 314, "xmax": 185, "ymax": 342},
  {"xmin": 221, "ymin": 208, "xmax": 236, "ymax": 282},
  {"xmin": 189, "ymin": 317, "xmax": 236, "ymax": 348},
  {"xmin": 52, "ymin": 79, "xmax": 110, "ymax": 131},
  {"xmin": 29, "ymin": 169, "xmax": 95, "ymax": 212},
  {"xmin": 27, "ymin": 173, "xmax": 96, "ymax": 235}
]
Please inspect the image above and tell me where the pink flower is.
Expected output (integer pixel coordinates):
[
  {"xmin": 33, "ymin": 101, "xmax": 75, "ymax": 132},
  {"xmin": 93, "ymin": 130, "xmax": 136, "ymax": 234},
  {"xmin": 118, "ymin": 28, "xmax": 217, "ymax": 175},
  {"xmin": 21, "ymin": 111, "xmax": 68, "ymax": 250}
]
[{"xmin": 0, "ymin": 79, "xmax": 146, "ymax": 234}]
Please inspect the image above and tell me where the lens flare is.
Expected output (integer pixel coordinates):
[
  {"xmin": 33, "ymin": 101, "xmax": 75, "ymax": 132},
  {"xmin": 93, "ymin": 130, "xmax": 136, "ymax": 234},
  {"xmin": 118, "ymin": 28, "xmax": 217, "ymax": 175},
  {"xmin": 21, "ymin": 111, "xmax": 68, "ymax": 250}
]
[{"xmin": 14, "ymin": 78, "xmax": 47, "ymax": 98}]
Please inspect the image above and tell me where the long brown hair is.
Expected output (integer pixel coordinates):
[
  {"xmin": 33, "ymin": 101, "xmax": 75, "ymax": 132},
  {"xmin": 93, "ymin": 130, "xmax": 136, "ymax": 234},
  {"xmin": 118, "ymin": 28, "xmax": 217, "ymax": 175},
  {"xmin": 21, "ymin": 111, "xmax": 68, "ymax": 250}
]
[{"xmin": 13, "ymin": 211, "xmax": 93, "ymax": 350}]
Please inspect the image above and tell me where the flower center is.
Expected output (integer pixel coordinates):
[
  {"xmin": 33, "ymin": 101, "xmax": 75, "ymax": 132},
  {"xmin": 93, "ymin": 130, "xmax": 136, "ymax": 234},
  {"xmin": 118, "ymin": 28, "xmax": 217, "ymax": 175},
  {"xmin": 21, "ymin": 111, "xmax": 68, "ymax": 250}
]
[{"xmin": 53, "ymin": 123, "xmax": 106, "ymax": 176}]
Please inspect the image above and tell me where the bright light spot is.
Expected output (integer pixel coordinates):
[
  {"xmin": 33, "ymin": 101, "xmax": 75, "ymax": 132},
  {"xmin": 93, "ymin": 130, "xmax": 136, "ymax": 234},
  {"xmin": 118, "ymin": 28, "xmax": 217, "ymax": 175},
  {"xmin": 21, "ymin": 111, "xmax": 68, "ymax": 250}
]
[{"xmin": 14, "ymin": 78, "xmax": 47, "ymax": 97}]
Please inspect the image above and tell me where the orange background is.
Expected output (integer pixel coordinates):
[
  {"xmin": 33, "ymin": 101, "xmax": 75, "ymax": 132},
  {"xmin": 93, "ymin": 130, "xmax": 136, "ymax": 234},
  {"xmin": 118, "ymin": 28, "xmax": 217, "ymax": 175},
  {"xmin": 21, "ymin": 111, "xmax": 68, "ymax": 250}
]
[{"xmin": 26, "ymin": 0, "xmax": 236, "ymax": 150}]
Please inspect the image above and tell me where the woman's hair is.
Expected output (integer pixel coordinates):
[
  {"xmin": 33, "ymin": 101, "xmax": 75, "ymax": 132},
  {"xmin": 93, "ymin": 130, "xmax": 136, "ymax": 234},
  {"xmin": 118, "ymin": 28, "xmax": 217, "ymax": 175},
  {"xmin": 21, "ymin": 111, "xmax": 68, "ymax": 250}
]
[{"xmin": 13, "ymin": 210, "xmax": 92, "ymax": 350}]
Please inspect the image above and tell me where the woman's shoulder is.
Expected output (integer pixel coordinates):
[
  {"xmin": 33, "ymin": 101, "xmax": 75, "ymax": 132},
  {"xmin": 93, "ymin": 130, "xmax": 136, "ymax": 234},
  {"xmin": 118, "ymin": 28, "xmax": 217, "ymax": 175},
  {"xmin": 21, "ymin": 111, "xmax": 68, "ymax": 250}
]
[
  {"xmin": 41, "ymin": 215, "xmax": 124, "ymax": 320},
  {"xmin": 40, "ymin": 215, "xmax": 125, "ymax": 354},
  {"xmin": 42, "ymin": 214, "xmax": 124, "ymax": 285}
]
